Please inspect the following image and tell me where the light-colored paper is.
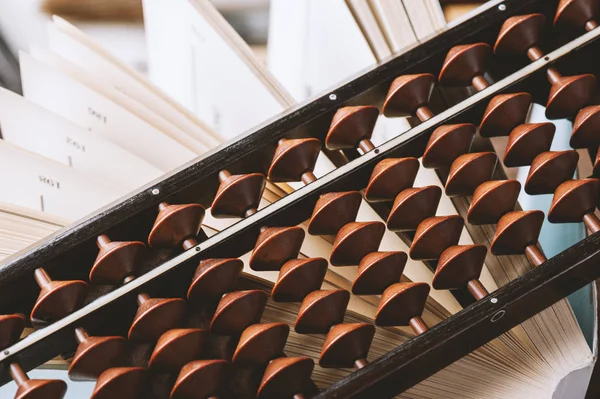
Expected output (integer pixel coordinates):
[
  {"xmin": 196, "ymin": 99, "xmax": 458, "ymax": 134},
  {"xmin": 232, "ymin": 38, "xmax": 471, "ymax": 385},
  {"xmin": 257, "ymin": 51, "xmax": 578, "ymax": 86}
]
[
  {"xmin": 0, "ymin": 141, "xmax": 119, "ymax": 220},
  {"xmin": 144, "ymin": 0, "xmax": 286, "ymax": 138},
  {"xmin": 0, "ymin": 87, "xmax": 162, "ymax": 190},
  {"xmin": 47, "ymin": 17, "xmax": 223, "ymax": 148},
  {"xmin": 19, "ymin": 51, "xmax": 197, "ymax": 172}
]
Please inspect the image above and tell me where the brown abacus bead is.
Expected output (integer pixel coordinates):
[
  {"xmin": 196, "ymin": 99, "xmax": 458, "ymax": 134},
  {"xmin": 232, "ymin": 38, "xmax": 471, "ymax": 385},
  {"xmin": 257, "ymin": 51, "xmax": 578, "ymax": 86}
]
[
  {"xmin": 257, "ymin": 357, "xmax": 314, "ymax": 399},
  {"xmin": 387, "ymin": 186, "xmax": 442, "ymax": 232},
  {"xmin": 432, "ymin": 245, "xmax": 489, "ymax": 300},
  {"xmin": 382, "ymin": 73, "xmax": 436, "ymax": 120},
  {"xmin": 30, "ymin": 268, "xmax": 87, "ymax": 325},
  {"xmin": 503, "ymin": 123, "xmax": 556, "ymax": 167},
  {"xmin": 494, "ymin": 13, "xmax": 547, "ymax": 60},
  {"xmin": 187, "ymin": 258, "xmax": 243, "ymax": 301},
  {"xmin": 0, "ymin": 318, "xmax": 68, "ymax": 399},
  {"xmin": 329, "ymin": 222, "xmax": 386, "ymax": 266},
  {"xmin": 307, "ymin": 191, "xmax": 362, "ymax": 236},
  {"xmin": 422, "ymin": 124, "xmax": 476, "ymax": 169},
  {"xmin": 249, "ymin": 226, "xmax": 305, "ymax": 271},
  {"xmin": 0, "ymin": 314, "xmax": 25, "ymax": 350},
  {"xmin": 268, "ymin": 138, "xmax": 321, "ymax": 184},
  {"xmin": 294, "ymin": 289, "xmax": 350, "ymax": 334},
  {"xmin": 325, "ymin": 106, "xmax": 379, "ymax": 152},
  {"xmin": 10, "ymin": 363, "xmax": 67, "ymax": 399},
  {"xmin": 554, "ymin": 0, "xmax": 599, "ymax": 31},
  {"xmin": 171, "ymin": 359, "xmax": 228, "ymax": 399},
  {"xmin": 479, "ymin": 93, "xmax": 533, "ymax": 138},
  {"xmin": 364, "ymin": 157, "xmax": 420, "ymax": 202},
  {"xmin": 89, "ymin": 235, "xmax": 145, "ymax": 285},
  {"xmin": 128, "ymin": 291, "xmax": 186, "ymax": 342},
  {"xmin": 549, "ymin": 179, "xmax": 600, "ymax": 233},
  {"xmin": 319, "ymin": 323, "xmax": 376, "ymax": 369},
  {"xmin": 272, "ymin": 258, "xmax": 328, "ymax": 302},
  {"xmin": 90, "ymin": 367, "xmax": 145, "ymax": 399},
  {"xmin": 148, "ymin": 202, "xmax": 206, "ymax": 251},
  {"xmin": 494, "ymin": 13, "xmax": 596, "ymax": 119},
  {"xmin": 491, "ymin": 211, "xmax": 547, "ymax": 266},
  {"xmin": 93, "ymin": 234, "xmax": 187, "ymax": 343},
  {"xmin": 148, "ymin": 328, "xmax": 206, "ymax": 371},
  {"xmin": 438, "ymin": 43, "xmax": 492, "ymax": 90},
  {"xmin": 445, "ymin": 152, "xmax": 497, "ymax": 197},
  {"xmin": 375, "ymin": 282, "xmax": 431, "ymax": 334},
  {"xmin": 68, "ymin": 328, "xmax": 126, "ymax": 381},
  {"xmin": 570, "ymin": 106, "xmax": 600, "ymax": 149},
  {"xmin": 467, "ymin": 180, "xmax": 522, "ymax": 225},
  {"xmin": 409, "ymin": 215, "xmax": 464, "ymax": 261},
  {"xmin": 210, "ymin": 290, "xmax": 268, "ymax": 335},
  {"xmin": 352, "ymin": 252, "xmax": 408, "ymax": 295},
  {"xmin": 0, "ymin": 320, "xmax": 66, "ymax": 399},
  {"xmin": 524, "ymin": 150, "xmax": 579, "ymax": 195},
  {"xmin": 233, "ymin": 323, "xmax": 289, "ymax": 364},
  {"xmin": 211, "ymin": 170, "xmax": 266, "ymax": 218}
]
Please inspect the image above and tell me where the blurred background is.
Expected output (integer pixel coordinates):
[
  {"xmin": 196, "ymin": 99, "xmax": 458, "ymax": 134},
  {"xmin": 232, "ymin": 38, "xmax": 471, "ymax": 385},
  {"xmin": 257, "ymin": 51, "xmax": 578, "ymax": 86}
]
[{"xmin": 0, "ymin": 0, "xmax": 484, "ymax": 94}]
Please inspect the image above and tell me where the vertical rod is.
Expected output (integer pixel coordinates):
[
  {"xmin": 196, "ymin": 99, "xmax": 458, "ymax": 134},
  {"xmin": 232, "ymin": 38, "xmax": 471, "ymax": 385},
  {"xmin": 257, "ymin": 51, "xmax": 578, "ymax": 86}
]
[
  {"xmin": 583, "ymin": 213, "xmax": 600, "ymax": 234},
  {"xmin": 467, "ymin": 280, "xmax": 489, "ymax": 301},
  {"xmin": 409, "ymin": 317, "xmax": 429, "ymax": 335},
  {"xmin": 354, "ymin": 358, "xmax": 369, "ymax": 369},
  {"xmin": 74, "ymin": 327, "xmax": 89, "ymax": 344},
  {"xmin": 123, "ymin": 275, "xmax": 135, "ymax": 285},
  {"xmin": 525, "ymin": 244, "xmax": 547, "ymax": 267},
  {"xmin": 96, "ymin": 234, "xmax": 111, "ymax": 248},
  {"xmin": 9, "ymin": 363, "xmax": 28, "ymax": 385},
  {"xmin": 415, "ymin": 106, "xmax": 434, "ymax": 122},
  {"xmin": 527, "ymin": 46, "xmax": 544, "ymax": 61},
  {"xmin": 182, "ymin": 238, "xmax": 198, "ymax": 250},
  {"xmin": 547, "ymin": 68, "xmax": 563, "ymax": 85},
  {"xmin": 471, "ymin": 75, "xmax": 489, "ymax": 91},
  {"xmin": 137, "ymin": 293, "xmax": 150, "ymax": 305},
  {"xmin": 586, "ymin": 20, "xmax": 598, "ymax": 31},
  {"xmin": 218, "ymin": 170, "xmax": 231, "ymax": 182},
  {"xmin": 358, "ymin": 139, "xmax": 375, "ymax": 154},
  {"xmin": 301, "ymin": 172, "xmax": 317, "ymax": 185},
  {"xmin": 34, "ymin": 269, "xmax": 52, "ymax": 289}
]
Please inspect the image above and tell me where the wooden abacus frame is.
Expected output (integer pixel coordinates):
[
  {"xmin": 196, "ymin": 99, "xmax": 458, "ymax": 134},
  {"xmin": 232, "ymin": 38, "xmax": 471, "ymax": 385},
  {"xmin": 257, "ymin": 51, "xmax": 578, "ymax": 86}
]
[{"xmin": 1, "ymin": 0, "xmax": 600, "ymax": 397}]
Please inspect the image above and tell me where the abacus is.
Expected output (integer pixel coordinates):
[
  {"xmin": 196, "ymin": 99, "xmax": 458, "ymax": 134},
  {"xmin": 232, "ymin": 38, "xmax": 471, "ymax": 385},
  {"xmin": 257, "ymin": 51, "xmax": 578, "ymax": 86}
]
[{"xmin": 2, "ymin": 0, "xmax": 600, "ymax": 398}]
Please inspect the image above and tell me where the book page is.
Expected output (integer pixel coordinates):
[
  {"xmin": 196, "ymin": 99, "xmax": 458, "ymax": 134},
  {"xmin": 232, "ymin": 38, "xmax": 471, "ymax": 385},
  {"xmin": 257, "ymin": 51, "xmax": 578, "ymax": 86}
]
[
  {"xmin": 19, "ymin": 51, "xmax": 196, "ymax": 172},
  {"xmin": 47, "ymin": 17, "xmax": 223, "ymax": 148},
  {"xmin": 266, "ymin": 0, "xmax": 310, "ymax": 102},
  {"xmin": 346, "ymin": 0, "xmax": 392, "ymax": 62},
  {"xmin": 369, "ymin": 0, "xmax": 418, "ymax": 53},
  {"xmin": 0, "ymin": 203, "xmax": 68, "ymax": 261},
  {"xmin": 143, "ymin": 0, "xmax": 285, "ymax": 138},
  {"xmin": 30, "ymin": 47, "xmax": 209, "ymax": 155},
  {"xmin": 0, "ymin": 87, "xmax": 162, "ymax": 190},
  {"xmin": 304, "ymin": 0, "xmax": 376, "ymax": 98},
  {"xmin": 0, "ymin": 140, "xmax": 119, "ymax": 220},
  {"xmin": 402, "ymin": 0, "xmax": 437, "ymax": 41}
]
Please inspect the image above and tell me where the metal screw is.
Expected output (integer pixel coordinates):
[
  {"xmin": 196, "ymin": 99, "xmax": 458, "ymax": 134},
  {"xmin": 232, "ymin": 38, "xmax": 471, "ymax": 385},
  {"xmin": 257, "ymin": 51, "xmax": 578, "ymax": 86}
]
[
  {"xmin": 490, "ymin": 298, "xmax": 498, "ymax": 304},
  {"xmin": 3, "ymin": 350, "xmax": 8, "ymax": 355},
  {"xmin": 498, "ymin": 4, "xmax": 506, "ymax": 11},
  {"xmin": 196, "ymin": 247, "xmax": 201, "ymax": 252},
  {"xmin": 329, "ymin": 94, "xmax": 337, "ymax": 100},
  {"xmin": 151, "ymin": 188, "xmax": 160, "ymax": 195}
]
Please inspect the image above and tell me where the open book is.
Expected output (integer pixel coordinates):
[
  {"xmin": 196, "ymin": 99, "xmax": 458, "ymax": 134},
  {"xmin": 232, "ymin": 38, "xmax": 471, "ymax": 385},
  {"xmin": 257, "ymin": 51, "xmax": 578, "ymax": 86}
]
[{"xmin": 0, "ymin": 1, "xmax": 596, "ymax": 398}]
